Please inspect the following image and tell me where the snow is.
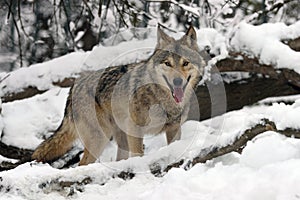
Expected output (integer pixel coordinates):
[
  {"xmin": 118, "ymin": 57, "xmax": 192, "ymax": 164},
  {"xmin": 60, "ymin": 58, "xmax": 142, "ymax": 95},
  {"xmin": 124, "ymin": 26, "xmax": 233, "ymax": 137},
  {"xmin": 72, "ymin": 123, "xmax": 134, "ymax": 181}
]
[
  {"xmin": 1, "ymin": 22, "xmax": 300, "ymax": 199},
  {"xmin": 1, "ymin": 91, "xmax": 300, "ymax": 199},
  {"xmin": 1, "ymin": 87, "xmax": 69, "ymax": 149},
  {"xmin": 231, "ymin": 21, "xmax": 300, "ymax": 73},
  {"xmin": 196, "ymin": 28, "xmax": 228, "ymax": 58},
  {"xmin": 0, "ymin": 52, "xmax": 87, "ymax": 95},
  {"xmin": 242, "ymin": 101, "xmax": 300, "ymax": 130},
  {"xmin": 240, "ymin": 131, "xmax": 300, "ymax": 168},
  {"xmin": 2, "ymin": 130, "xmax": 300, "ymax": 200}
]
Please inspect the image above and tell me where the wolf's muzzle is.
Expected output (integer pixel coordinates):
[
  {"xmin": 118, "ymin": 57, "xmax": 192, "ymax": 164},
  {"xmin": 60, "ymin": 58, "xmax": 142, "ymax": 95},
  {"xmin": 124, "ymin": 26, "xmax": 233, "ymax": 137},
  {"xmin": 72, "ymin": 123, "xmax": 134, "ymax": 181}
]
[
  {"xmin": 173, "ymin": 77, "xmax": 183, "ymax": 86},
  {"xmin": 162, "ymin": 75, "xmax": 191, "ymax": 103}
]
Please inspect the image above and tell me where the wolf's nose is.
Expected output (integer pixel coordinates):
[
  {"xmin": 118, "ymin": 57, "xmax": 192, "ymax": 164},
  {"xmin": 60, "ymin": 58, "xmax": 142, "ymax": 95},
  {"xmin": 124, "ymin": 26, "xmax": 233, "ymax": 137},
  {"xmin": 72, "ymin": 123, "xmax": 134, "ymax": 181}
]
[{"xmin": 173, "ymin": 77, "xmax": 183, "ymax": 86}]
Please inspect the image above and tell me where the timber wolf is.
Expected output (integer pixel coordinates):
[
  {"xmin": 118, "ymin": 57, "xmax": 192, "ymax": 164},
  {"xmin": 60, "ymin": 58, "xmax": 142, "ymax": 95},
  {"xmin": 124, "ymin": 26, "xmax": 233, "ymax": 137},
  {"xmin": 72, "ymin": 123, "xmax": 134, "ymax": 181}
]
[{"xmin": 32, "ymin": 26, "xmax": 208, "ymax": 165}]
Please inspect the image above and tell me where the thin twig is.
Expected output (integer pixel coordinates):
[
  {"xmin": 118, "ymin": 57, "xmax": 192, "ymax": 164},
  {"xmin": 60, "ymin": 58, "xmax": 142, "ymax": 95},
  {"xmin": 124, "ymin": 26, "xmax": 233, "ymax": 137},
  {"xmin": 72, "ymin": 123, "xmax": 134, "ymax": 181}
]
[
  {"xmin": 98, "ymin": 0, "xmax": 103, "ymax": 17},
  {"xmin": 0, "ymin": 74, "xmax": 10, "ymax": 84},
  {"xmin": 82, "ymin": 0, "xmax": 95, "ymax": 19},
  {"xmin": 247, "ymin": 0, "xmax": 297, "ymax": 23},
  {"xmin": 146, "ymin": 0, "xmax": 200, "ymax": 17},
  {"xmin": 5, "ymin": 0, "xmax": 23, "ymax": 67},
  {"xmin": 61, "ymin": 0, "xmax": 75, "ymax": 49},
  {"xmin": 112, "ymin": 0, "xmax": 128, "ymax": 28},
  {"xmin": 17, "ymin": 0, "xmax": 31, "ymax": 39}
]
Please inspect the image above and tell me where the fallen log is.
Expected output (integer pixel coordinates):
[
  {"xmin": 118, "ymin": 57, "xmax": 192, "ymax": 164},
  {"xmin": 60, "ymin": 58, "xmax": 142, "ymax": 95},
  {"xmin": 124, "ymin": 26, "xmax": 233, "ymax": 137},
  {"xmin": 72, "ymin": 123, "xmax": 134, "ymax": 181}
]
[{"xmin": 25, "ymin": 119, "xmax": 300, "ymax": 196}]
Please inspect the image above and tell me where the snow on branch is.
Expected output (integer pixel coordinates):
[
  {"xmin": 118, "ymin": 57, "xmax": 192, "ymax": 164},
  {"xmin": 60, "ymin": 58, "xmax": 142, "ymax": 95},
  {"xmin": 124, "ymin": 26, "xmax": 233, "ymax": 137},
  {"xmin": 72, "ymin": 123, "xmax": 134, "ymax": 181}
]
[
  {"xmin": 2, "ymin": 118, "xmax": 298, "ymax": 197},
  {"xmin": 230, "ymin": 22, "xmax": 300, "ymax": 72},
  {"xmin": 146, "ymin": 0, "xmax": 201, "ymax": 17},
  {"xmin": 162, "ymin": 119, "xmax": 276, "ymax": 173},
  {"xmin": 247, "ymin": 0, "xmax": 298, "ymax": 23}
]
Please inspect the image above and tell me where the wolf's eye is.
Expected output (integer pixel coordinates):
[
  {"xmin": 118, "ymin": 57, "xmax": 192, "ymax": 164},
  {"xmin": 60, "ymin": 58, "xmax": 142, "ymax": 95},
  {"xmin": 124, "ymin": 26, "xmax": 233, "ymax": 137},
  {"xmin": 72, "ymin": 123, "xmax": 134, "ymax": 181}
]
[
  {"xmin": 183, "ymin": 61, "xmax": 189, "ymax": 67},
  {"xmin": 164, "ymin": 61, "xmax": 171, "ymax": 67}
]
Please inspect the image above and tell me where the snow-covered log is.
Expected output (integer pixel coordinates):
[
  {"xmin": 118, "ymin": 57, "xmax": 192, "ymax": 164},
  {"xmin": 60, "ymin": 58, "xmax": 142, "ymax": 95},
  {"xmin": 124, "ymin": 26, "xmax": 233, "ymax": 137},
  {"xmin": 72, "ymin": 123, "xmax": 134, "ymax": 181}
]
[{"xmin": 1, "ymin": 118, "xmax": 299, "ymax": 196}]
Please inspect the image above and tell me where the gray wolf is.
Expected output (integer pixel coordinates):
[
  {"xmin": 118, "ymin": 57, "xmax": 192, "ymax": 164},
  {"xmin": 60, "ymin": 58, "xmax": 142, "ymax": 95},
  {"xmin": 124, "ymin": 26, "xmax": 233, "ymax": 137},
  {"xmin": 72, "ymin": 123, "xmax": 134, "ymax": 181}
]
[{"xmin": 32, "ymin": 26, "xmax": 208, "ymax": 165}]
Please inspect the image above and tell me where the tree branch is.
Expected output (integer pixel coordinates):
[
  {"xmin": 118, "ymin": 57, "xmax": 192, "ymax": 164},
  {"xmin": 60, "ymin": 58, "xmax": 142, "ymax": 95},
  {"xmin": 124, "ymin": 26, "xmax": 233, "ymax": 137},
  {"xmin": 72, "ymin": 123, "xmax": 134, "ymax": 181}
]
[
  {"xmin": 82, "ymin": 0, "xmax": 95, "ymax": 20},
  {"xmin": 163, "ymin": 119, "xmax": 276, "ymax": 173},
  {"xmin": 247, "ymin": 0, "xmax": 297, "ymax": 23},
  {"xmin": 112, "ymin": 0, "xmax": 128, "ymax": 28},
  {"xmin": 17, "ymin": 119, "xmax": 300, "ymax": 195},
  {"xmin": 5, "ymin": 0, "xmax": 23, "ymax": 67}
]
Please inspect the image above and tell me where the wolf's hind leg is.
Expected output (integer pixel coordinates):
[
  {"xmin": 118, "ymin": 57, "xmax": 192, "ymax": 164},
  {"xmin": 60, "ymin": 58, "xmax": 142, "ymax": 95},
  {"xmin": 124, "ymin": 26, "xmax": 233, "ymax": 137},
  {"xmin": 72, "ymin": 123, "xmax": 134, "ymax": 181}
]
[
  {"xmin": 115, "ymin": 131, "xmax": 129, "ymax": 161},
  {"xmin": 127, "ymin": 134, "xmax": 143, "ymax": 157},
  {"xmin": 79, "ymin": 148, "xmax": 97, "ymax": 165},
  {"xmin": 166, "ymin": 124, "xmax": 181, "ymax": 145}
]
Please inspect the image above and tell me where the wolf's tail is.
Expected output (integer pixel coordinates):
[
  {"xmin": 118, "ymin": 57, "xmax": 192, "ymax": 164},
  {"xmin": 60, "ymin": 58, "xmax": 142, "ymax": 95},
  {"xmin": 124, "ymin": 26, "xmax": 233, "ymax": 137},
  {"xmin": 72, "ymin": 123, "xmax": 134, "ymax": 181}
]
[{"xmin": 32, "ymin": 118, "xmax": 77, "ymax": 163}]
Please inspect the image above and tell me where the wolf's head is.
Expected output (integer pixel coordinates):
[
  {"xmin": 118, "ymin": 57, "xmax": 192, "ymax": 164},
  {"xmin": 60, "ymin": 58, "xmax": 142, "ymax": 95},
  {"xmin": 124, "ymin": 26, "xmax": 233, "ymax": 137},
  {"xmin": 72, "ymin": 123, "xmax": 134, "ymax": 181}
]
[{"xmin": 150, "ymin": 26, "xmax": 207, "ymax": 104}]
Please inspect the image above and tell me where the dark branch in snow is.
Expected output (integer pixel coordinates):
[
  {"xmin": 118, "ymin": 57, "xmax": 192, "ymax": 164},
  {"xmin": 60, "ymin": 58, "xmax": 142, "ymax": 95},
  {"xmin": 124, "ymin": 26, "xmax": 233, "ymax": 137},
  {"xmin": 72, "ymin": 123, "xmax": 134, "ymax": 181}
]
[
  {"xmin": 216, "ymin": 53, "xmax": 300, "ymax": 90},
  {"xmin": 1, "ymin": 86, "xmax": 46, "ymax": 103},
  {"xmin": 278, "ymin": 128, "xmax": 300, "ymax": 139},
  {"xmin": 0, "ymin": 140, "xmax": 33, "ymax": 160},
  {"xmin": 286, "ymin": 37, "xmax": 300, "ymax": 52},
  {"xmin": 163, "ymin": 119, "xmax": 277, "ymax": 173},
  {"xmin": 0, "ymin": 140, "xmax": 33, "ymax": 171},
  {"xmin": 1, "ymin": 77, "xmax": 75, "ymax": 103}
]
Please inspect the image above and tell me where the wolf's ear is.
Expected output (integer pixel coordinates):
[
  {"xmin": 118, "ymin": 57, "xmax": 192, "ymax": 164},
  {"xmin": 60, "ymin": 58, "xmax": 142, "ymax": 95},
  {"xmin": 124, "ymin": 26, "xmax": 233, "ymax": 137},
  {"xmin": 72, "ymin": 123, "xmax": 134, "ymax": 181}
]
[
  {"xmin": 182, "ymin": 25, "xmax": 198, "ymax": 48},
  {"xmin": 185, "ymin": 25, "xmax": 197, "ymax": 41},
  {"xmin": 156, "ymin": 25, "xmax": 174, "ymax": 49}
]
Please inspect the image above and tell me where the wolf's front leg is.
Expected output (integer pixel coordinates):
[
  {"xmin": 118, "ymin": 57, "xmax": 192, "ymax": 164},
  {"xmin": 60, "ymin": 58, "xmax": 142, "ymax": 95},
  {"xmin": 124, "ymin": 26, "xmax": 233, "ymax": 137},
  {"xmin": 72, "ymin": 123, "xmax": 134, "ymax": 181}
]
[
  {"xmin": 115, "ymin": 131, "xmax": 129, "ymax": 161},
  {"xmin": 165, "ymin": 123, "xmax": 181, "ymax": 145},
  {"xmin": 127, "ymin": 134, "xmax": 144, "ymax": 157}
]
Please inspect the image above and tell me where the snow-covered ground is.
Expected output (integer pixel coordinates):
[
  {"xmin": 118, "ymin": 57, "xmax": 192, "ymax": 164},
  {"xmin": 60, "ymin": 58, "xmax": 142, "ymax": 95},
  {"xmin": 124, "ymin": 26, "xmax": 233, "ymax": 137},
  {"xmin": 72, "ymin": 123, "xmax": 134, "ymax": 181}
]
[{"xmin": 0, "ymin": 22, "xmax": 300, "ymax": 199}]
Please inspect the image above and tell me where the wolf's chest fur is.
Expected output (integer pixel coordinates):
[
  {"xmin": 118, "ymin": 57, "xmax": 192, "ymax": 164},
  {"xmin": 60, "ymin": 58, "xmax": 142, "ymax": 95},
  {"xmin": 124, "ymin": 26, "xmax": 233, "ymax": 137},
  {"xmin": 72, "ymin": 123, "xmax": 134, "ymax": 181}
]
[{"xmin": 94, "ymin": 62, "xmax": 186, "ymax": 131}]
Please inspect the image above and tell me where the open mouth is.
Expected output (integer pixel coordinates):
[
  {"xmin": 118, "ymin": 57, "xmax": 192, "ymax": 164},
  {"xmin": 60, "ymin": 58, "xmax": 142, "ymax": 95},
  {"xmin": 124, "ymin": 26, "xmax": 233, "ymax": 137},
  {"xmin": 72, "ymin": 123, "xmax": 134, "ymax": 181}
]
[{"xmin": 163, "ymin": 75, "xmax": 191, "ymax": 103}]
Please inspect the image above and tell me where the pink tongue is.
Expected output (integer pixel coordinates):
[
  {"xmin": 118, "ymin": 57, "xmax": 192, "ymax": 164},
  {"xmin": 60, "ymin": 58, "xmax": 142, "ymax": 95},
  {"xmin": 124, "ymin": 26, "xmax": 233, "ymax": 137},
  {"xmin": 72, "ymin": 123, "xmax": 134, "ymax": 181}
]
[{"xmin": 173, "ymin": 87, "xmax": 184, "ymax": 103}]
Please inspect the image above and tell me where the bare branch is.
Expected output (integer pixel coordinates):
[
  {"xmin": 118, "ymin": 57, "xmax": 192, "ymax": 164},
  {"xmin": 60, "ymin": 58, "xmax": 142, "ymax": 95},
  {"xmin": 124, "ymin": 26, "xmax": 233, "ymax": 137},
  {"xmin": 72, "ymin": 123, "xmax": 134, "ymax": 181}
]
[
  {"xmin": 5, "ymin": 0, "xmax": 23, "ymax": 67},
  {"xmin": 112, "ymin": 0, "xmax": 129, "ymax": 28},
  {"xmin": 61, "ymin": 0, "xmax": 75, "ymax": 49},
  {"xmin": 17, "ymin": 0, "xmax": 31, "ymax": 39},
  {"xmin": 82, "ymin": 0, "xmax": 95, "ymax": 19},
  {"xmin": 98, "ymin": 0, "xmax": 103, "ymax": 17},
  {"xmin": 146, "ymin": 0, "xmax": 200, "ymax": 17},
  {"xmin": 247, "ymin": 0, "xmax": 298, "ymax": 23},
  {"xmin": 162, "ymin": 119, "xmax": 276, "ymax": 172},
  {"xmin": 0, "ymin": 74, "xmax": 10, "ymax": 84}
]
